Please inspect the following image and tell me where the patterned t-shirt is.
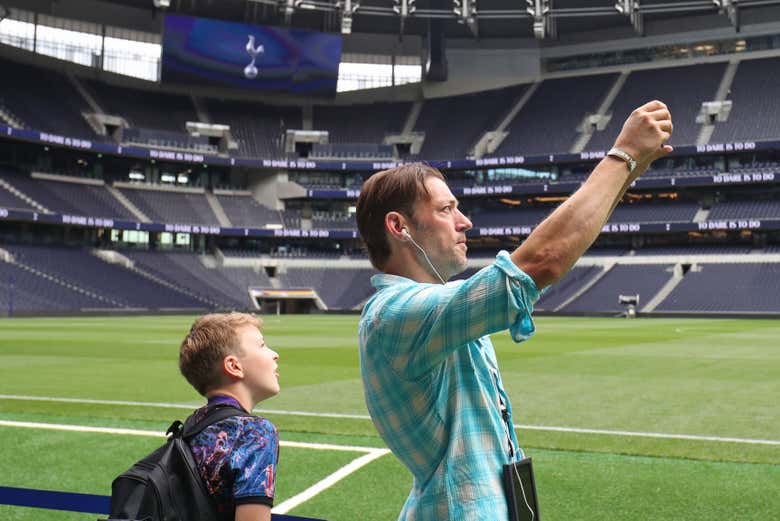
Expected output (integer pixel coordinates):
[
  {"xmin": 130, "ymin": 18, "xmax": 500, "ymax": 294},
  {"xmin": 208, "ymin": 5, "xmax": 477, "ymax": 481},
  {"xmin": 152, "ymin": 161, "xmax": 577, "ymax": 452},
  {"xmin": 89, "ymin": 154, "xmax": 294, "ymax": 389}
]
[{"xmin": 188, "ymin": 400, "xmax": 279, "ymax": 518}]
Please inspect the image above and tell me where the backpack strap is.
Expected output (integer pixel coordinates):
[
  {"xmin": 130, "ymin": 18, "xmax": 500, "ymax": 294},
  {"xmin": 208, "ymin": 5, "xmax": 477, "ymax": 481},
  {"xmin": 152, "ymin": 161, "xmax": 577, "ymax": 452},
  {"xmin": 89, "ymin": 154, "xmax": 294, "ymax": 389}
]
[{"xmin": 178, "ymin": 405, "xmax": 252, "ymax": 441}]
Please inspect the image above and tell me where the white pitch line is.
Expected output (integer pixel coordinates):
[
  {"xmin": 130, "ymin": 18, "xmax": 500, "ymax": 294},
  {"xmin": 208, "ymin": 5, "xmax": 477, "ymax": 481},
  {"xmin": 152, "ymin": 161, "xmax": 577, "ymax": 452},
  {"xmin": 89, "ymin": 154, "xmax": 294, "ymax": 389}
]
[
  {"xmin": 0, "ymin": 420, "xmax": 164, "ymax": 438},
  {"xmin": 272, "ymin": 448, "xmax": 390, "ymax": 515},
  {"xmin": 3, "ymin": 394, "xmax": 779, "ymax": 446},
  {"xmin": 0, "ymin": 394, "xmax": 200, "ymax": 410},
  {"xmin": 0, "ymin": 420, "xmax": 383, "ymax": 452},
  {"xmin": 280, "ymin": 440, "xmax": 380, "ymax": 453},
  {"xmin": 0, "ymin": 419, "xmax": 391, "ymax": 515},
  {"xmin": 518, "ymin": 424, "xmax": 780, "ymax": 446},
  {"xmin": 0, "ymin": 394, "xmax": 369, "ymax": 419}
]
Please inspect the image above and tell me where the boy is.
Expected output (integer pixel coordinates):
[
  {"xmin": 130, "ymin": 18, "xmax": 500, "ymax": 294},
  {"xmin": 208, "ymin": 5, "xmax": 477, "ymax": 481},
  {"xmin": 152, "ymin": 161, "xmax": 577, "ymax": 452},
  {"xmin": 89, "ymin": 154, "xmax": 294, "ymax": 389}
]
[{"xmin": 179, "ymin": 312, "xmax": 280, "ymax": 521}]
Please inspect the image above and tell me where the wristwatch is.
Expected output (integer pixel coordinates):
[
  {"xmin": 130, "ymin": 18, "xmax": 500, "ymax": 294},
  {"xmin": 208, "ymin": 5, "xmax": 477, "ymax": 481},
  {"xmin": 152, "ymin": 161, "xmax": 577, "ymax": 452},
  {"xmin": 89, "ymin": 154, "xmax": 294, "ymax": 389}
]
[{"xmin": 607, "ymin": 147, "xmax": 637, "ymax": 174}]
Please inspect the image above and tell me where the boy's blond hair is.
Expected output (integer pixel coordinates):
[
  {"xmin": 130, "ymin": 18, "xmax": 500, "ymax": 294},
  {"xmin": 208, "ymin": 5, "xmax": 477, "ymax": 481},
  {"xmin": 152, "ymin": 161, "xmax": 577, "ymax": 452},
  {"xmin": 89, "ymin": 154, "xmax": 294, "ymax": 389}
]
[{"xmin": 179, "ymin": 312, "xmax": 262, "ymax": 396}]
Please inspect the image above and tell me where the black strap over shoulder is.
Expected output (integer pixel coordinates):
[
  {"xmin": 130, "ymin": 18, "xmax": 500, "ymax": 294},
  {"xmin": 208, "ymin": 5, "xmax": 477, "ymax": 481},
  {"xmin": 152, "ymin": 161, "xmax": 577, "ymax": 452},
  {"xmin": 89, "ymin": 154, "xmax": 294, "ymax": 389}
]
[
  {"xmin": 174, "ymin": 405, "xmax": 252, "ymax": 441},
  {"xmin": 110, "ymin": 404, "xmax": 254, "ymax": 521}
]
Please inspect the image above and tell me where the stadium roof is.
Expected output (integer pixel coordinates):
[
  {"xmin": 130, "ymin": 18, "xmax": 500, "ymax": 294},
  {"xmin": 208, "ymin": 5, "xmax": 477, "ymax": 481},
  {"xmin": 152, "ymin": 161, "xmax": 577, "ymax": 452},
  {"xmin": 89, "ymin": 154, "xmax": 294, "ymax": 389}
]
[{"xmin": 85, "ymin": 0, "xmax": 780, "ymax": 40}]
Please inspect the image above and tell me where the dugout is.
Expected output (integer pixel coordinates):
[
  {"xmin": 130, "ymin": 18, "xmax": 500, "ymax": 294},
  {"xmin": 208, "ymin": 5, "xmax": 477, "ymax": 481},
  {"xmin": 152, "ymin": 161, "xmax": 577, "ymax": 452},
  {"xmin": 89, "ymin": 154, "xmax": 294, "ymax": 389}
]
[{"xmin": 250, "ymin": 288, "xmax": 327, "ymax": 314}]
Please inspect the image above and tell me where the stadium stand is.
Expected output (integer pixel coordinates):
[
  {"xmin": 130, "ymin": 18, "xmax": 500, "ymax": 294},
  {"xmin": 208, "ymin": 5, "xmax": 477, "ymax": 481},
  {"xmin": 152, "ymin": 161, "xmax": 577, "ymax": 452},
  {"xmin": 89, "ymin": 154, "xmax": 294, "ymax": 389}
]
[
  {"xmin": 219, "ymin": 248, "xmax": 266, "ymax": 258},
  {"xmin": 310, "ymin": 143, "xmax": 394, "ymax": 159},
  {"xmin": 643, "ymin": 165, "xmax": 720, "ymax": 178},
  {"xmin": 710, "ymin": 57, "xmax": 780, "ymax": 143},
  {"xmin": 466, "ymin": 200, "xmax": 699, "ymax": 228},
  {"xmin": 707, "ymin": 200, "xmax": 780, "ymax": 221},
  {"xmin": 206, "ymin": 99, "xmax": 300, "ymax": 158},
  {"xmin": 2, "ymin": 46, "xmax": 780, "ymax": 317},
  {"xmin": 631, "ymin": 245, "xmax": 753, "ymax": 256},
  {"xmin": 0, "ymin": 171, "xmax": 36, "ymax": 211},
  {"xmin": 282, "ymin": 208, "xmax": 303, "ymax": 229},
  {"xmin": 535, "ymin": 265, "xmax": 604, "ymax": 311},
  {"xmin": 1, "ymin": 172, "xmax": 135, "ymax": 219},
  {"xmin": 124, "ymin": 250, "xmax": 268, "ymax": 309},
  {"xmin": 122, "ymin": 127, "xmax": 217, "ymax": 154},
  {"xmin": 468, "ymin": 206, "xmax": 553, "ymax": 228},
  {"xmin": 0, "ymin": 60, "xmax": 97, "ymax": 140},
  {"xmin": 277, "ymin": 267, "xmax": 376, "ymax": 309},
  {"xmin": 84, "ymin": 80, "xmax": 198, "ymax": 134},
  {"xmin": 562, "ymin": 264, "xmax": 673, "ymax": 313},
  {"xmin": 729, "ymin": 161, "xmax": 780, "ymax": 175},
  {"xmin": 607, "ymin": 201, "xmax": 699, "ymax": 223},
  {"xmin": 117, "ymin": 186, "xmax": 220, "ymax": 225},
  {"xmin": 311, "ymin": 212, "xmax": 356, "ymax": 230},
  {"xmin": 586, "ymin": 63, "xmax": 727, "ymax": 151},
  {"xmin": 322, "ymin": 268, "xmax": 377, "ymax": 309},
  {"xmin": 493, "ymin": 73, "xmax": 619, "ymax": 156},
  {"xmin": 276, "ymin": 267, "xmax": 322, "ymax": 289},
  {"xmin": 313, "ymin": 102, "xmax": 410, "ymax": 144},
  {"xmin": 3, "ymin": 244, "xmax": 204, "ymax": 309},
  {"xmin": 215, "ymin": 193, "xmax": 282, "ymax": 228},
  {"xmin": 583, "ymin": 246, "xmax": 629, "ymax": 257},
  {"xmin": 0, "ymin": 257, "xmax": 110, "ymax": 311},
  {"xmin": 0, "ymin": 186, "xmax": 32, "ymax": 211},
  {"xmin": 414, "ymin": 84, "xmax": 528, "ymax": 159},
  {"xmin": 656, "ymin": 263, "xmax": 780, "ymax": 313}
]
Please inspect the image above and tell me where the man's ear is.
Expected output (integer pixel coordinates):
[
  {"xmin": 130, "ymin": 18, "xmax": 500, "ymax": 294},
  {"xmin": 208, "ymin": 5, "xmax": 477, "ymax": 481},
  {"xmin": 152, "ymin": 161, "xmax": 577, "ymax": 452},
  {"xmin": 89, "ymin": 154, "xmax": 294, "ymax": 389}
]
[
  {"xmin": 385, "ymin": 211, "xmax": 408, "ymax": 243},
  {"xmin": 223, "ymin": 354, "xmax": 244, "ymax": 379}
]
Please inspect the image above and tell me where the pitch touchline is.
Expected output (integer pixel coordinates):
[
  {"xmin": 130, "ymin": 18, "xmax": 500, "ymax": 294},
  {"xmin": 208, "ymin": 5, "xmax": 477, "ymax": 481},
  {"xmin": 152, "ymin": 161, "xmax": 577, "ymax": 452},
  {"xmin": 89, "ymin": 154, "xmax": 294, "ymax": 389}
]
[
  {"xmin": 0, "ymin": 419, "xmax": 390, "ymax": 516},
  {"xmin": 2, "ymin": 394, "xmax": 779, "ymax": 446}
]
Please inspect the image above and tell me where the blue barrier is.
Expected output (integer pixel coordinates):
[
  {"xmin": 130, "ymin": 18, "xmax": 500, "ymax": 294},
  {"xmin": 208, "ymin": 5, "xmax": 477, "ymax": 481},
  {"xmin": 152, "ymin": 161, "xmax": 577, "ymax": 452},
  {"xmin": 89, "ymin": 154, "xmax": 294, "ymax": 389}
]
[
  {"xmin": 0, "ymin": 486, "xmax": 109, "ymax": 514},
  {"xmin": 0, "ymin": 486, "xmax": 326, "ymax": 520}
]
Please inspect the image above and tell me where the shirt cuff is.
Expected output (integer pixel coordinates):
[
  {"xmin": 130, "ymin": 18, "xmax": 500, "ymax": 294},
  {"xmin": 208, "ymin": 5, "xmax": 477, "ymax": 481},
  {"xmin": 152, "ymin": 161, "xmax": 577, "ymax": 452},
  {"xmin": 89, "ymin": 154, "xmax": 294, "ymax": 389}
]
[
  {"xmin": 494, "ymin": 250, "xmax": 539, "ymax": 343},
  {"xmin": 235, "ymin": 495, "xmax": 274, "ymax": 507}
]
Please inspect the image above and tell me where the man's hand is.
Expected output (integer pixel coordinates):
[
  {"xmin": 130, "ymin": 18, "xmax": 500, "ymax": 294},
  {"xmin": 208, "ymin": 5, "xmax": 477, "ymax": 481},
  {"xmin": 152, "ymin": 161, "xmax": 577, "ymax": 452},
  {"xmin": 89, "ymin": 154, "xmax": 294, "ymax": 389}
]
[
  {"xmin": 613, "ymin": 100, "xmax": 674, "ymax": 178},
  {"xmin": 512, "ymin": 100, "xmax": 674, "ymax": 288}
]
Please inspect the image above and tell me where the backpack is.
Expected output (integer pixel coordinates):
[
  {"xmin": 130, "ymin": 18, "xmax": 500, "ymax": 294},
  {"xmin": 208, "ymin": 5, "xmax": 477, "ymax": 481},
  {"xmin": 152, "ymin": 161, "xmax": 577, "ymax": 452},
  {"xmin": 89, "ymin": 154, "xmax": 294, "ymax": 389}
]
[{"xmin": 106, "ymin": 405, "xmax": 250, "ymax": 521}]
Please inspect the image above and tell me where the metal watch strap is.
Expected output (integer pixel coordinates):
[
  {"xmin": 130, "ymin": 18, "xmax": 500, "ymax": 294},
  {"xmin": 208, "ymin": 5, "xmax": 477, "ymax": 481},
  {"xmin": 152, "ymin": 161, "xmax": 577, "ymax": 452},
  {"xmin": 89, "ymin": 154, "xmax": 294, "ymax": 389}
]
[{"xmin": 607, "ymin": 147, "xmax": 637, "ymax": 173}]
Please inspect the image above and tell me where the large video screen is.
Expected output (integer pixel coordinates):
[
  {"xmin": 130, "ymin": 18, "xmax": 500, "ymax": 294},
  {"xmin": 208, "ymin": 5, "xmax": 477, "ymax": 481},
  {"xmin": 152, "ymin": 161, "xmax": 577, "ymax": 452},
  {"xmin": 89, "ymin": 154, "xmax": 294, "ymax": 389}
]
[{"xmin": 162, "ymin": 15, "xmax": 342, "ymax": 96}]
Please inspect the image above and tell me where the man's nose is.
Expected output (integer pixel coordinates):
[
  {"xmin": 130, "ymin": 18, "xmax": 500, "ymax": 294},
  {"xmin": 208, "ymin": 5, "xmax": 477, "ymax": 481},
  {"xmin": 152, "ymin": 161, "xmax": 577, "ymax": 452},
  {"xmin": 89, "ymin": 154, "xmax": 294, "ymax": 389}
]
[{"xmin": 457, "ymin": 209, "xmax": 472, "ymax": 231}]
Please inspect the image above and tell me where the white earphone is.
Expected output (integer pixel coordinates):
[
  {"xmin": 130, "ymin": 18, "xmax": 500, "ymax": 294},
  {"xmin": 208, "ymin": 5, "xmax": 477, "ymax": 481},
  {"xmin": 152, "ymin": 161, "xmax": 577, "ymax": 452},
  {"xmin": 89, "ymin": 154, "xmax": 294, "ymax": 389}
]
[{"xmin": 401, "ymin": 227, "xmax": 445, "ymax": 284}]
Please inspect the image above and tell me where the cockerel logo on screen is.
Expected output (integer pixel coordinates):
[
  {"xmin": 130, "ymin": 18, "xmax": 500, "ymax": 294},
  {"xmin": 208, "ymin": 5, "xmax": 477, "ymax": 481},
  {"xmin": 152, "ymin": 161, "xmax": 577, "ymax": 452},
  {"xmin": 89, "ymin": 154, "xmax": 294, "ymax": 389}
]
[{"xmin": 244, "ymin": 35, "xmax": 264, "ymax": 79}]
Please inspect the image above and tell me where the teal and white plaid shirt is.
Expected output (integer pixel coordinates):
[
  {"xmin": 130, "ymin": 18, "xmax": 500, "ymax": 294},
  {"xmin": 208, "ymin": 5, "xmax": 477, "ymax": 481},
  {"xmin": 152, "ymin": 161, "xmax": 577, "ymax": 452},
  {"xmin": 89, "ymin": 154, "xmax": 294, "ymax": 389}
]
[{"xmin": 359, "ymin": 251, "xmax": 540, "ymax": 520}]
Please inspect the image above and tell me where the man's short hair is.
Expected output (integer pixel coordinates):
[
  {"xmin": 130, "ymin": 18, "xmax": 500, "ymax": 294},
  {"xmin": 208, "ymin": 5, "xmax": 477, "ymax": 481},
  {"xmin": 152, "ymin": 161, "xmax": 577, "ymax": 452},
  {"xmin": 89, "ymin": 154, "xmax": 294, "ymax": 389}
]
[
  {"xmin": 356, "ymin": 163, "xmax": 444, "ymax": 270},
  {"xmin": 179, "ymin": 312, "xmax": 262, "ymax": 396}
]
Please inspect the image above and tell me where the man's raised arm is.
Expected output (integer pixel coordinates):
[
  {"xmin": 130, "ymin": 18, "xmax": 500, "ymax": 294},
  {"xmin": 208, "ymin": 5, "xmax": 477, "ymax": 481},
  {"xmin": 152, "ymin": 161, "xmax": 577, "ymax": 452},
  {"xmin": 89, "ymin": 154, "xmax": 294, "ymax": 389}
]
[{"xmin": 512, "ymin": 100, "xmax": 674, "ymax": 289}]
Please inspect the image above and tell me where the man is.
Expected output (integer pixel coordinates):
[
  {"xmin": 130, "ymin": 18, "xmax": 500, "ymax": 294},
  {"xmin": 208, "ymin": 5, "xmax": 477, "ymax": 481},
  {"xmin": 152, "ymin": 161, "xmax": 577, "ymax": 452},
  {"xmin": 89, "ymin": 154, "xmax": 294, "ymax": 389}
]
[
  {"xmin": 179, "ymin": 312, "xmax": 281, "ymax": 521},
  {"xmin": 356, "ymin": 100, "xmax": 673, "ymax": 520}
]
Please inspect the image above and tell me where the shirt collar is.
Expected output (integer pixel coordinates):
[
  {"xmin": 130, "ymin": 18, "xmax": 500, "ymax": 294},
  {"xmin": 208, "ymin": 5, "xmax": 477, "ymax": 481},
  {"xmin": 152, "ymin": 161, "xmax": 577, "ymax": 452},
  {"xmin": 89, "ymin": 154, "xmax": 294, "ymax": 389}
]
[
  {"xmin": 371, "ymin": 272, "xmax": 418, "ymax": 289},
  {"xmin": 371, "ymin": 273, "xmax": 440, "ymax": 289},
  {"xmin": 207, "ymin": 394, "xmax": 246, "ymax": 412},
  {"xmin": 371, "ymin": 272, "xmax": 458, "ymax": 288}
]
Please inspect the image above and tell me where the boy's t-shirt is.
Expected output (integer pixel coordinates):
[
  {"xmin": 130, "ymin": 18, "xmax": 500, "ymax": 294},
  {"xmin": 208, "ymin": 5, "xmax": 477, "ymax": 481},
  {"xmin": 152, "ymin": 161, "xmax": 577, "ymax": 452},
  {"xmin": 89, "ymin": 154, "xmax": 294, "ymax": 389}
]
[{"xmin": 188, "ymin": 398, "xmax": 279, "ymax": 518}]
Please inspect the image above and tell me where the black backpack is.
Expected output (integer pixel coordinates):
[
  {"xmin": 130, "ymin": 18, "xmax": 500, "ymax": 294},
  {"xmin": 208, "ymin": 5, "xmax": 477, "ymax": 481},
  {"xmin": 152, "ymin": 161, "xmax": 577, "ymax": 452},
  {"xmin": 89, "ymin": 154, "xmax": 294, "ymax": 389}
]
[{"xmin": 106, "ymin": 405, "xmax": 250, "ymax": 521}]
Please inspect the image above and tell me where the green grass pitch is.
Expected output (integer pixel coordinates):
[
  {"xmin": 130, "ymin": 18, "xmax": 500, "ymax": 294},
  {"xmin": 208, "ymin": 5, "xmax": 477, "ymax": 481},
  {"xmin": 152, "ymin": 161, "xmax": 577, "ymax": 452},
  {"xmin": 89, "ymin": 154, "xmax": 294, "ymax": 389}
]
[{"xmin": 1, "ymin": 315, "xmax": 779, "ymax": 521}]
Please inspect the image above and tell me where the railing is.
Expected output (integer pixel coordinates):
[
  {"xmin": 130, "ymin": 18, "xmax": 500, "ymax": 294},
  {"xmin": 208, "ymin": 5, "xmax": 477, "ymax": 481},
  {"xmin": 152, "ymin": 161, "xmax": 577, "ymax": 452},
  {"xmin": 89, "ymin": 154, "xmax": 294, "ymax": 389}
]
[{"xmin": 0, "ymin": 485, "xmax": 326, "ymax": 520}]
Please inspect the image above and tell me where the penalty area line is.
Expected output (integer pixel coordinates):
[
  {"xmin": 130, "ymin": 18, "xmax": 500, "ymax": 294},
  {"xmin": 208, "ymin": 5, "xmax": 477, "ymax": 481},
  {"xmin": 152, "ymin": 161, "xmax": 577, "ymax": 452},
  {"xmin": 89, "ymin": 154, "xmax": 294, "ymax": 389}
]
[{"xmin": 271, "ymin": 448, "xmax": 390, "ymax": 515}]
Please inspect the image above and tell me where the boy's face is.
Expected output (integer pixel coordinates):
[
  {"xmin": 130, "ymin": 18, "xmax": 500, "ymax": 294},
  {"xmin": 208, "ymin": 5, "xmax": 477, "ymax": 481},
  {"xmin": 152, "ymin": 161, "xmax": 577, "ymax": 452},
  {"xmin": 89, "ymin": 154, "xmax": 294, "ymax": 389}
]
[{"xmin": 236, "ymin": 324, "xmax": 280, "ymax": 402}]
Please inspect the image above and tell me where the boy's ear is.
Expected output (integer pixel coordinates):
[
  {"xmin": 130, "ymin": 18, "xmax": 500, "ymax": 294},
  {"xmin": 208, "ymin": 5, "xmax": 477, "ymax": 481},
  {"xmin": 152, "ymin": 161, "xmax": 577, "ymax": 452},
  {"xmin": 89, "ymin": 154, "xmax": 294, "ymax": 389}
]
[{"xmin": 223, "ymin": 354, "xmax": 244, "ymax": 379}]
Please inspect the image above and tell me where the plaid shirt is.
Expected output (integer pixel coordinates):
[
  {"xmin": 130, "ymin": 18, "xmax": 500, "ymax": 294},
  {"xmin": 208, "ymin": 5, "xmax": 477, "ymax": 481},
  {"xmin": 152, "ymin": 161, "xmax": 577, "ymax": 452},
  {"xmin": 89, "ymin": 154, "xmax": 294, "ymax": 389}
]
[{"xmin": 359, "ymin": 251, "xmax": 540, "ymax": 520}]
